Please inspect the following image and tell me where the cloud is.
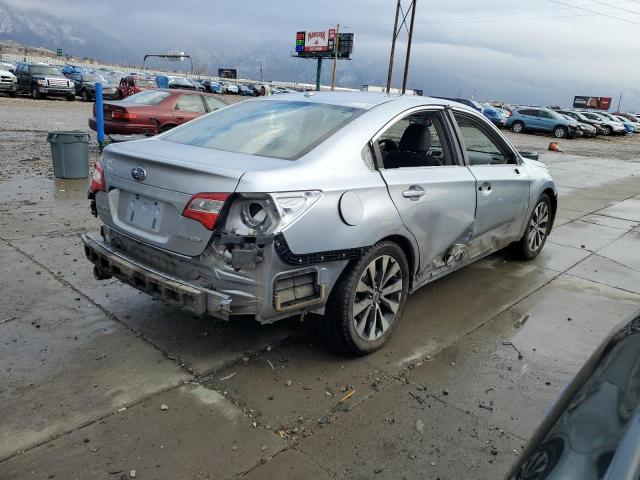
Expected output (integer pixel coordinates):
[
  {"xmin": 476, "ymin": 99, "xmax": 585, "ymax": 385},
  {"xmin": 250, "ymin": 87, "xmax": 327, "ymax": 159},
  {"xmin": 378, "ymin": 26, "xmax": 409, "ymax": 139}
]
[{"xmin": 4, "ymin": 0, "xmax": 640, "ymax": 110}]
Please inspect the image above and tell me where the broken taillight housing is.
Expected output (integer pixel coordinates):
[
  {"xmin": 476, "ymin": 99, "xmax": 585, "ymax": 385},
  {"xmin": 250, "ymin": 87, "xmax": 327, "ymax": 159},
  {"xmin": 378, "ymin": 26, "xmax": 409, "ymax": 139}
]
[
  {"xmin": 223, "ymin": 191, "xmax": 322, "ymax": 236},
  {"xmin": 182, "ymin": 193, "xmax": 230, "ymax": 230},
  {"xmin": 90, "ymin": 162, "xmax": 105, "ymax": 193}
]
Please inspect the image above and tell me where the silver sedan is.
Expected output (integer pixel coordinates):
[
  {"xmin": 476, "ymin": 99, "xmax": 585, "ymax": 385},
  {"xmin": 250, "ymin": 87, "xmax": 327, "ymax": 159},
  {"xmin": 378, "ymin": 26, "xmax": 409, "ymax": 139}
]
[{"xmin": 83, "ymin": 92, "xmax": 557, "ymax": 355}]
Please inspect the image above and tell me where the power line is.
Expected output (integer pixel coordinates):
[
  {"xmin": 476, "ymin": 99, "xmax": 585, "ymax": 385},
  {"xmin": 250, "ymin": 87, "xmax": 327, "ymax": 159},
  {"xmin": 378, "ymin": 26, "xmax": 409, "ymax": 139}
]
[
  {"xmin": 588, "ymin": 0, "xmax": 640, "ymax": 16},
  {"xmin": 545, "ymin": 0, "xmax": 640, "ymax": 26}
]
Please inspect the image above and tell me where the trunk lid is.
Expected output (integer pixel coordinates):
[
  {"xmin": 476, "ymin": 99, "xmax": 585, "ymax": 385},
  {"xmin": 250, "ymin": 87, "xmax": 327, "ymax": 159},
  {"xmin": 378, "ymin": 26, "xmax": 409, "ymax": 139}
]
[{"xmin": 96, "ymin": 139, "xmax": 285, "ymax": 257}]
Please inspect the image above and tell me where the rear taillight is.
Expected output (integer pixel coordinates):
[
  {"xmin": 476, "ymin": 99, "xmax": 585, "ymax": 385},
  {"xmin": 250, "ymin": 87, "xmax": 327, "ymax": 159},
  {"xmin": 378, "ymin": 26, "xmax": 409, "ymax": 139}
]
[
  {"xmin": 182, "ymin": 193, "xmax": 230, "ymax": 230},
  {"xmin": 91, "ymin": 162, "xmax": 105, "ymax": 193},
  {"xmin": 112, "ymin": 109, "xmax": 136, "ymax": 121}
]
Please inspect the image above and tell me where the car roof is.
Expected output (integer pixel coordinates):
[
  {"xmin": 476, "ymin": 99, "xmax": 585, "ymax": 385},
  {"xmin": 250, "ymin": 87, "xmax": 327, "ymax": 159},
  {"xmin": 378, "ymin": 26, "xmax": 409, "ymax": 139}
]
[{"xmin": 258, "ymin": 91, "xmax": 479, "ymax": 112}]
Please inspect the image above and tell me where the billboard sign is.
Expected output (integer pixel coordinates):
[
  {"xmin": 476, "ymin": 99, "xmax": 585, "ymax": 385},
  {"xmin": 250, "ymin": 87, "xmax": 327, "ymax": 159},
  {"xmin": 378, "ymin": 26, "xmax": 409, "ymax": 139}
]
[
  {"xmin": 295, "ymin": 29, "xmax": 336, "ymax": 53},
  {"xmin": 218, "ymin": 68, "xmax": 237, "ymax": 79},
  {"xmin": 573, "ymin": 96, "xmax": 612, "ymax": 110}
]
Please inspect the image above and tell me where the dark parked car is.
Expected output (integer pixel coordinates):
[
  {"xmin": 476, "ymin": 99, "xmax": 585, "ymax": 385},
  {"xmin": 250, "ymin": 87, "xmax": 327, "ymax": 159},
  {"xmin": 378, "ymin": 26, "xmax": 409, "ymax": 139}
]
[
  {"xmin": 238, "ymin": 84, "xmax": 255, "ymax": 96},
  {"xmin": 69, "ymin": 72, "xmax": 119, "ymax": 101},
  {"xmin": 88, "ymin": 89, "xmax": 228, "ymax": 135},
  {"xmin": 117, "ymin": 75, "xmax": 157, "ymax": 99},
  {"xmin": 14, "ymin": 63, "xmax": 75, "ymax": 100},
  {"xmin": 507, "ymin": 309, "xmax": 640, "ymax": 480},
  {"xmin": 199, "ymin": 80, "xmax": 223, "ymax": 94},
  {"xmin": 434, "ymin": 97, "xmax": 484, "ymax": 112},
  {"xmin": 558, "ymin": 110, "xmax": 607, "ymax": 136}
]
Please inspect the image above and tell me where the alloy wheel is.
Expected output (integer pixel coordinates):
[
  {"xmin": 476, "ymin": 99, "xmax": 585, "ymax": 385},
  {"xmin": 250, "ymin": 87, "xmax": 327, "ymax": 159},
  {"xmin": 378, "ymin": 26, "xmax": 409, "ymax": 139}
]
[
  {"xmin": 527, "ymin": 201, "xmax": 550, "ymax": 252},
  {"xmin": 352, "ymin": 255, "xmax": 403, "ymax": 341}
]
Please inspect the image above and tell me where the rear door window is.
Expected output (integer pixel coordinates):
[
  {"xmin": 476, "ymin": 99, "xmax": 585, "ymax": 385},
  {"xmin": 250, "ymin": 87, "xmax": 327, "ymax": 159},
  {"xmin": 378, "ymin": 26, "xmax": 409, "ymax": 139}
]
[{"xmin": 175, "ymin": 94, "xmax": 206, "ymax": 113}]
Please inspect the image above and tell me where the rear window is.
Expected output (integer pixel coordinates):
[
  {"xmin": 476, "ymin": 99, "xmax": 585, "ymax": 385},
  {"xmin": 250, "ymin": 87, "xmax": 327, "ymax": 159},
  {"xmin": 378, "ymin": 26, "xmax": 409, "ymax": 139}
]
[
  {"xmin": 163, "ymin": 100, "xmax": 365, "ymax": 160},
  {"xmin": 121, "ymin": 90, "xmax": 170, "ymax": 105},
  {"xmin": 135, "ymin": 78, "xmax": 156, "ymax": 87}
]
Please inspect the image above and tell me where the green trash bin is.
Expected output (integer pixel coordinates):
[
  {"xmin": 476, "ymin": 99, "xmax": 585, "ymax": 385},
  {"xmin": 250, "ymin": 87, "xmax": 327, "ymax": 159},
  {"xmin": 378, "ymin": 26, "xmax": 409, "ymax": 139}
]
[{"xmin": 47, "ymin": 131, "xmax": 91, "ymax": 179}]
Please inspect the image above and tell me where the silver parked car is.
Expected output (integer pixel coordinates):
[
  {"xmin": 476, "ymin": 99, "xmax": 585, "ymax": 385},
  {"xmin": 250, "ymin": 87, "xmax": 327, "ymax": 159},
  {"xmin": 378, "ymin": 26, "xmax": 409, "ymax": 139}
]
[{"xmin": 83, "ymin": 92, "xmax": 557, "ymax": 355}]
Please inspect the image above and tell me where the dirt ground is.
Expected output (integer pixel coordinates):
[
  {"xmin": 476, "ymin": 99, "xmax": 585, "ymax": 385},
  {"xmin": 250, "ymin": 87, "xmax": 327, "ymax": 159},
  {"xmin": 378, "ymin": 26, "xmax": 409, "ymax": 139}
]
[{"xmin": 1, "ymin": 95, "xmax": 640, "ymax": 480}]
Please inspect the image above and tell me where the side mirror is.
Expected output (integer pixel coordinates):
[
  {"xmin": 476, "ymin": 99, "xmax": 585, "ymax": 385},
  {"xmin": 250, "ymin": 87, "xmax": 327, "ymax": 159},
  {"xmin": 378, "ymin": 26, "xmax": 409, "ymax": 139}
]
[{"xmin": 518, "ymin": 151, "xmax": 539, "ymax": 161}]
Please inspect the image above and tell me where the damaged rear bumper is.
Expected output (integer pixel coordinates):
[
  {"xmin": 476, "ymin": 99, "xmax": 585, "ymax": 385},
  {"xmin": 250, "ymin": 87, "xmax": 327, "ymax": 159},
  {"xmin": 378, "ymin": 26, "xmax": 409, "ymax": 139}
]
[{"xmin": 81, "ymin": 233, "xmax": 232, "ymax": 319}]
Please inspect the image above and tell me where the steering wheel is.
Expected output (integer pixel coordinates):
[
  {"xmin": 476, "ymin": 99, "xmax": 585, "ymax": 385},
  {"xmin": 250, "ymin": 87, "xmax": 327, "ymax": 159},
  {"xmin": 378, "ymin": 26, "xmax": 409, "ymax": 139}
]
[{"xmin": 378, "ymin": 138, "xmax": 399, "ymax": 152}]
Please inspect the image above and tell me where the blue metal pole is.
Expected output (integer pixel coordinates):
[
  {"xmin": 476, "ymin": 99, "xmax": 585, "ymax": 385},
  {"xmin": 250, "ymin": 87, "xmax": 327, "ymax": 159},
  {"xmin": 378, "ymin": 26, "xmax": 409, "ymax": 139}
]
[{"xmin": 95, "ymin": 82, "xmax": 106, "ymax": 151}]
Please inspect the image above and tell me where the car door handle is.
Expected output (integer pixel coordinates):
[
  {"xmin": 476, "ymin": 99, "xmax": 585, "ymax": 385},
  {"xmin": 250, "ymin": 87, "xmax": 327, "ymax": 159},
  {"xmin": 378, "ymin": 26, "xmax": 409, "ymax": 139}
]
[
  {"xmin": 514, "ymin": 167, "xmax": 521, "ymax": 175},
  {"xmin": 478, "ymin": 182, "xmax": 492, "ymax": 193},
  {"xmin": 175, "ymin": 115, "xmax": 184, "ymax": 119},
  {"xmin": 402, "ymin": 186, "xmax": 425, "ymax": 200}
]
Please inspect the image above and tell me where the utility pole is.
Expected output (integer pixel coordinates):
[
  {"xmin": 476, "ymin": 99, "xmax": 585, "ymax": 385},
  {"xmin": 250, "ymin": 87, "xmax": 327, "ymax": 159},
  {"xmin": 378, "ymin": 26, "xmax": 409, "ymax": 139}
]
[
  {"xmin": 401, "ymin": 0, "xmax": 416, "ymax": 94},
  {"xmin": 386, "ymin": 0, "xmax": 401, "ymax": 93},
  {"xmin": 331, "ymin": 23, "xmax": 340, "ymax": 91},
  {"xmin": 617, "ymin": 92, "xmax": 623, "ymax": 112},
  {"xmin": 386, "ymin": 0, "xmax": 417, "ymax": 95}
]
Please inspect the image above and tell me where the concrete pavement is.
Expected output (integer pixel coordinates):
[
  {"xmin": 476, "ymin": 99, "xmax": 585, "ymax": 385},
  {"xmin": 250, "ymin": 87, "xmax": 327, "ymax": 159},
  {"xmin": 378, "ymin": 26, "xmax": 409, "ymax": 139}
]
[{"xmin": 1, "ymin": 98, "xmax": 639, "ymax": 479}]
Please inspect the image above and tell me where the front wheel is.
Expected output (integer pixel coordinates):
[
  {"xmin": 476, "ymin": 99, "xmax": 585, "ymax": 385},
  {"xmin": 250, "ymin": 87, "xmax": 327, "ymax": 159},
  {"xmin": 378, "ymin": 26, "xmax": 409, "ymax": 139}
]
[
  {"xmin": 30, "ymin": 86, "xmax": 41, "ymax": 100},
  {"xmin": 553, "ymin": 126, "xmax": 568, "ymax": 139},
  {"xmin": 602, "ymin": 125, "xmax": 612, "ymax": 136},
  {"xmin": 81, "ymin": 89, "xmax": 89, "ymax": 102},
  {"xmin": 325, "ymin": 241, "xmax": 409, "ymax": 355},
  {"xmin": 513, "ymin": 194, "xmax": 552, "ymax": 260}
]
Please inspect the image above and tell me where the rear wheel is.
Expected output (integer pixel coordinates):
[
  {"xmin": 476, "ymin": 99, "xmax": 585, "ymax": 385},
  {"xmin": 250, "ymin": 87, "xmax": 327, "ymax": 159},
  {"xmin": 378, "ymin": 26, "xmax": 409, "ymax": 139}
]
[
  {"xmin": 325, "ymin": 241, "xmax": 409, "ymax": 355},
  {"xmin": 511, "ymin": 121, "xmax": 524, "ymax": 134},
  {"xmin": 513, "ymin": 194, "xmax": 552, "ymax": 260}
]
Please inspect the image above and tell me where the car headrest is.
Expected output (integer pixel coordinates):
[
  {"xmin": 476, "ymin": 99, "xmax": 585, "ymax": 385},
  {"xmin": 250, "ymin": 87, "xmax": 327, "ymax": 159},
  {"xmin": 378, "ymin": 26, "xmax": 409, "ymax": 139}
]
[{"xmin": 399, "ymin": 123, "xmax": 431, "ymax": 153}]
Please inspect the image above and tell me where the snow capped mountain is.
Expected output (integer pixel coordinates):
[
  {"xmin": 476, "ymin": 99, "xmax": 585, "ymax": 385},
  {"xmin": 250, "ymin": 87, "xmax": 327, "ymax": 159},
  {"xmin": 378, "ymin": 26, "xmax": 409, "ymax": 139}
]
[{"xmin": 0, "ymin": 1, "xmax": 134, "ymax": 63}]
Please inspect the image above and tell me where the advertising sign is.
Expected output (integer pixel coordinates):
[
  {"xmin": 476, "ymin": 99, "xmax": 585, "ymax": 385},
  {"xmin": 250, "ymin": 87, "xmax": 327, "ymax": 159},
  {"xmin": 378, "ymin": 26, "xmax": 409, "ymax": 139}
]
[
  {"xmin": 218, "ymin": 68, "xmax": 237, "ymax": 79},
  {"xmin": 295, "ymin": 29, "xmax": 336, "ymax": 53},
  {"xmin": 573, "ymin": 96, "xmax": 612, "ymax": 110}
]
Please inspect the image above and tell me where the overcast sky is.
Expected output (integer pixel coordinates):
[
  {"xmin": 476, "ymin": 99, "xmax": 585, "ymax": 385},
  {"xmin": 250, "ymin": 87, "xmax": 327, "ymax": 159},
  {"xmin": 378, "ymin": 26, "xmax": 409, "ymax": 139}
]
[{"xmin": 8, "ymin": 0, "xmax": 640, "ymax": 110}]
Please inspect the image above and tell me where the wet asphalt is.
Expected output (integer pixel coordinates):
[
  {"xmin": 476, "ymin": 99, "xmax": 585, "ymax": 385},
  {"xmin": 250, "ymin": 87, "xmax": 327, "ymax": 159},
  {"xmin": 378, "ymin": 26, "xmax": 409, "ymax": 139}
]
[{"xmin": 1, "ymin": 96, "xmax": 639, "ymax": 479}]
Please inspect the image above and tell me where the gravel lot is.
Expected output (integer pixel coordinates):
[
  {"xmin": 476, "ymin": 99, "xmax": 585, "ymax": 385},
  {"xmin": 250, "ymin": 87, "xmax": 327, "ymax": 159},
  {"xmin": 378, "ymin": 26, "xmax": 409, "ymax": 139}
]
[{"xmin": 1, "ymin": 95, "xmax": 640, "ymax": 480}]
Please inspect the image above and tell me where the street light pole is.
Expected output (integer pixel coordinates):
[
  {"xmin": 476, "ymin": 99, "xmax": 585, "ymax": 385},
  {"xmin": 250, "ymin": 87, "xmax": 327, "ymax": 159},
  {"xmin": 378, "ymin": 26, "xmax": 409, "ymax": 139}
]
[{"xmin": 386, "ymin": 0, "xmax": 401, "ymax": 93}]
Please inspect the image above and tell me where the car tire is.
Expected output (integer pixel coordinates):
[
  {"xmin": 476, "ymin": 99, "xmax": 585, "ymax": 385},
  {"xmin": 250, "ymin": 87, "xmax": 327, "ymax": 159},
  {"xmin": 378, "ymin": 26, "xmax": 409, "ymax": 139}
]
[
  {"xmin": 159, "ymin": 124, "xmax": 176, "ymax": 133},
  {"xmin": 8, "ymin": 91, "xmax": 17, "ymax": 98},
  {"xmin": 30, "ymin": 85, "xmax": 40, "ymax": 100},
  {"xmin": 324, "ymin": 241, "xmax": 410, "ymax": 356},
  {"xmin": 511, "ymin": 121, "xmax": 524, "ymax": 134},
  {"xmin": 553, "ymin": 126, "xmax": 568, "ymax": 139},
  {"xmin": 81, "ymin": 89, "xmax": 89, "ymax": 102},
  {"xmin": 66, "ymin": 94, "xmax": 75, "ymax": 101},
  {"xmin": 513, "ymin": 193, "xmax": 552, "ymax": 260},
  {"xmin": 603, "ymin": 125, "xmax": 612, "ymax": 136}
]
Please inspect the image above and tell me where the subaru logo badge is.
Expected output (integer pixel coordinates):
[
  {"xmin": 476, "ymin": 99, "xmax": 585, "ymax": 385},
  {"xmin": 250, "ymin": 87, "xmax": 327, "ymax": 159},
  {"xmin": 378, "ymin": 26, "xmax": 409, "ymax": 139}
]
[{"xmin": 131, "ymin": 167, "xmax": 146, "ymax": 181}]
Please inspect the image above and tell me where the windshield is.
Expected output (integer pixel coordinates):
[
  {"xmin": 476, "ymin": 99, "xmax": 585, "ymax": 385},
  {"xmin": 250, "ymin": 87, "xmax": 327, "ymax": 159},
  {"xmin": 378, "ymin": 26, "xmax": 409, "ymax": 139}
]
[
  {"xmin": 121, "ymin": 90, "xmax": 170, "ymax": 105},
  {"xmin": 164, "ymin": 100, "xmax": 365, "ymax": 160},
  {"xmin": 29, "ymin": 66, "xmax": 62, "ymax": 76},
  {"xmin": 549, "ymin": 110, "xmax": 567, "ymax": 120}
]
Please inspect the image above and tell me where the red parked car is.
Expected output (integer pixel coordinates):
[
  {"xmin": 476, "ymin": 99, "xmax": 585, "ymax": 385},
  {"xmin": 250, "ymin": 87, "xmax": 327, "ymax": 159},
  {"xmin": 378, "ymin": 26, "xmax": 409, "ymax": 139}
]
[
  {"xmin": 89, "ymin": 89, "xmax": 228, "ymax": 135},
  {"xmin": 117, "ymin": 75, "xmax": 157, "ymax": 99}
]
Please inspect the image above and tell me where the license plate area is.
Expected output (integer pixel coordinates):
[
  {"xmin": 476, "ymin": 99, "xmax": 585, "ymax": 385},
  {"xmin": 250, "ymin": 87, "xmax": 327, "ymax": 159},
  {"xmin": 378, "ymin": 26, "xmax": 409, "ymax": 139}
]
[{"xmin": 124, "ymin": 193, "xmax": 164, "ymax": 232}]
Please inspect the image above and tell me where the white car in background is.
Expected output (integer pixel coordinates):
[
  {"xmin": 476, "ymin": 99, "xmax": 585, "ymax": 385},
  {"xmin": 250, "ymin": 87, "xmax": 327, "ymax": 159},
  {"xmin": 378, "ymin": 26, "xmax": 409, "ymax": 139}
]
[
  {"xmin": 614, "ymin": 114, "xmax": 640, "ymax": 133},
  {"xmin": 0, "ymin": 68, "xmax": 17, "ymax": 97}
]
